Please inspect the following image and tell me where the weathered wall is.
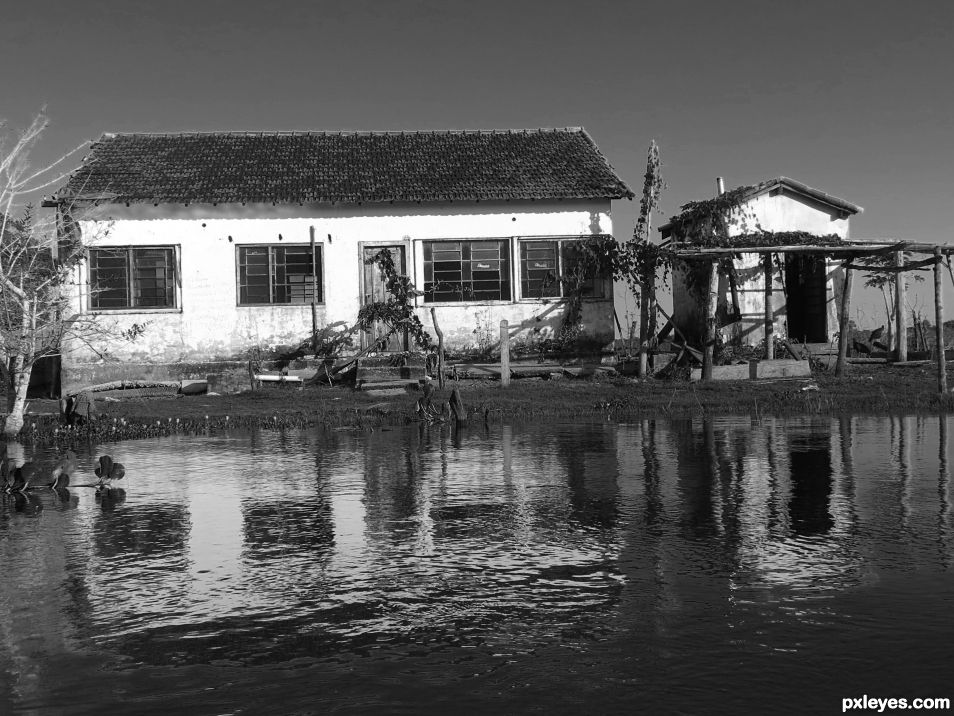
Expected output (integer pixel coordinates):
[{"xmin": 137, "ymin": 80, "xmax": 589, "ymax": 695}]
[
  {"xmin": 63, "ymin": 200, "xmax": 614, "ymax": 392},
  {"xmin": 672, "ymin": 191, "xmax": 850, "ymax": 347}
]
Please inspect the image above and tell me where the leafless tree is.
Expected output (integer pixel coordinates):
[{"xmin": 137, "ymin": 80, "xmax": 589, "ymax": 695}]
[{"xmin": 0, "ymin": 113, "xmax": 139, "ymax": 437}]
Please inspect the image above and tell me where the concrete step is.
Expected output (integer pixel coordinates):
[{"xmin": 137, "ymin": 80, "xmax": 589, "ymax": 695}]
[
  {"xmin": 357, "ymin": 379, "xmax": 422, "ymax": 392},
  {"xmin": 356, "ymin": 365, "xmax": 426, "ymax": 383}
]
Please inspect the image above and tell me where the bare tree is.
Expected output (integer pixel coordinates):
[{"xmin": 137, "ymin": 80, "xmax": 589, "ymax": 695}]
[{"xmin": 0, "ymin": 113, "xmax": 137, "ymax": 437}]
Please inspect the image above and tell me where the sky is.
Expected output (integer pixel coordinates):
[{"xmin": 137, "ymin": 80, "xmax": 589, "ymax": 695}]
[{"xmin": 2, "ymin": 0, "xmax": 952, "ymax": 326}]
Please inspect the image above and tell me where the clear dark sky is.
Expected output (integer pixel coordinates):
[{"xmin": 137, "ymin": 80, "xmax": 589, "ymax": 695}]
[{"xmin": 3, "ymin": 0, "xmax": 952, "ymax": 321}]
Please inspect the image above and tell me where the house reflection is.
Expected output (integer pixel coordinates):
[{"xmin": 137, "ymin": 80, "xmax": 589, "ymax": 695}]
[
  {"xmin": 788, "ymin": 430, "xmax": 834, "ymax": 536},
  {"xmin": 2, "ymin": 416, "xmax": 952, "ymax": 676}
]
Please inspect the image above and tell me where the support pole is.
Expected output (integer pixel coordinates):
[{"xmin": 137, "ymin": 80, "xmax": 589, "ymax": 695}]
[
  {"xmin": 836, "ymin": 266, "xmax": 853, "ymax": 377},
  {"xmin": 310, "ymin": 226, "xmax": 318, "ymax": 355},
  {"xmin": 702, "ymin": 260, "xmax": 719, "ymax": 381},
  {"xmin": 896, "ymin": 250, "xmax": 907, "ymax": 361},
  {"xmin": 500, "ymin": 319, "xmax": 511, "ymax": 387},
  {"xmin": 764, "ymin": 253, "xmax": 774, "ymax": 360},
  {"xmin": 935, "ymin": 247, "xmax": 947, "ymax": 393},
  {"xmin": 638, "ymin": 279, "xmax": 649, "ymax": 378}
]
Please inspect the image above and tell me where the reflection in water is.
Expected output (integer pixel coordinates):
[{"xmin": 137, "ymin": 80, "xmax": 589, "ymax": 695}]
[
  {"xmin": 788, "ymin": 430, "xmax": 834, "ymax": 536},
  {"xmin": 0, "ymin": 418, "xmax": 952, "ymax": 713}
]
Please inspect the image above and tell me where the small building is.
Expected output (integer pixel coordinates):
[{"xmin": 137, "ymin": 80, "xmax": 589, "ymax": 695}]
[
  {"xmin": 52, "ymin": 129, "xmax": 633, "ymax": 393},
  {"xmin": 661, "ymin": 177, "xmax": 863, "ymax": 348}
]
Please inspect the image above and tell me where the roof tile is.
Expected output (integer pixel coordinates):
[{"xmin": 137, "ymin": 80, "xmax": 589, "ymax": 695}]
[{"xmin": 61, "ymin": 129, "xmax": 633, "ymax": 205}]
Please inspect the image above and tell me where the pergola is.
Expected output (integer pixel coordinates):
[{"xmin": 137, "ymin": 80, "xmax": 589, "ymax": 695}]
[{"xmin": 664, "ymin": 239, "xmax": 954, "ymax": 393}]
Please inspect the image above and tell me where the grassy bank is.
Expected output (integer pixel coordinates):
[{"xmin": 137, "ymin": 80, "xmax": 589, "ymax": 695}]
[{"xmin": 16, "ymin": 362, "xmax": 954, "ymax": 445}]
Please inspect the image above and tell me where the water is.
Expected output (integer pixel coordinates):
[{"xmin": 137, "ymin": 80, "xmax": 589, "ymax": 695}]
[{"xmin": 1, "ymin": 416, "xmax": 952, "ymax": 714}]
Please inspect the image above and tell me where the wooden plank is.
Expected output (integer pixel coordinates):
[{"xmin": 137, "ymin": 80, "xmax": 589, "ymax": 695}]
[{"xmin": 254, "ymin": 374, "xmax": 303, "ymax": 383}]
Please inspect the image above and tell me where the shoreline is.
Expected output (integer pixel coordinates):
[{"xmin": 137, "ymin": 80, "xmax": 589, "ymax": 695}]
[{"xmin": 13, "ymin": 363, "xmax": 954, "ymax": 445}]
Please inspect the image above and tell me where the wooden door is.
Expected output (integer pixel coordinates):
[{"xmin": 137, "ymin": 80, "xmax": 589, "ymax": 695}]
[{"xmin": 362, "ymin": 245, "xmax": 409, "ymax": 351}]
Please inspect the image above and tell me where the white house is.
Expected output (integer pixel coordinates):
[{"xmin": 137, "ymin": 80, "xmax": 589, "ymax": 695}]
[
  {"xmin": 52, "ymin": 128, "xmax": 633, "ymax": 393},
  {"xmin": 661, "ymin": 177, "xmax": 863, "ymax": 348}
]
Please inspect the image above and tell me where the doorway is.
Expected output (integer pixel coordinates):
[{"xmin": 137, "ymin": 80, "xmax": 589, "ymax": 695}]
[
  {"xmin": 361, "ymin": 244, "xmax": 409, "ymax": 352},
  {"xmin": 784, "ymin": 254, "xmax": 829, "ymax": 343}
]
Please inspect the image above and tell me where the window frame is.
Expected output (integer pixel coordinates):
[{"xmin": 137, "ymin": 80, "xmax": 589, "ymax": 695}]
[
  {"xmin": 422, "ymin": 238, "xmax": 512, "ymax": 305},
  {"xmin": 517, "ymin": 236, "xmax": 611, "ymax": 301},
  {"xmin": 87, "ymin": 245, "xmax": 180, "ymax": 312},
  {"xmin": 235, "ymin": 243, "xmax": 324, "ymax": 307}
]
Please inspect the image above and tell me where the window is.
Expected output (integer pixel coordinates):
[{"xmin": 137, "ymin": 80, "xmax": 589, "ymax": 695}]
[
  {"xmin": 89, "ymin": 247, "xmax": 176, "ymax": 310},
  {"xmin": 423, "ymin": 239, "xmax": 511, "ymax": 302},
  {"xmin": 519, "ymin": 239, "xmax": 608, "ymax": 300},
  {"xmin": 237, "ymin": 245, "xmax": 322, "ymax": 305}
]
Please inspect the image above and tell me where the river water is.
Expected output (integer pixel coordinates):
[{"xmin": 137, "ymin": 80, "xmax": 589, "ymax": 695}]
[{"xmin": 0, "ymin": 416, "xmax": 952, "ymax": 714}]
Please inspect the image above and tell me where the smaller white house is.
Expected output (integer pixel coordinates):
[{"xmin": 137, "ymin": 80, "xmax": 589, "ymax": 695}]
[
  {"xmin": 661, "ymin": 177, "xmax": 863, "ymax": 348},
  {"xmin": 52, "ymin": 128, "xmax": 633, "ymax": 393}
]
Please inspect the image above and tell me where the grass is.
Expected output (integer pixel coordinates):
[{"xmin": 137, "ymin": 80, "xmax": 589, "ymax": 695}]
[{"xmin": 18, "ymin": 362, "xmax": 954, "ymax": 445}]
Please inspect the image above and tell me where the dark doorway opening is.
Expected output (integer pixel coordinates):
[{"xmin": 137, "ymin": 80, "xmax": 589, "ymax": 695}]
[
  {"xmin": 784, "ymin": 255, "xmax": 828, "ymax": 343},
  {"xmin": 28, "ymin": 355, "xmax": 61, "ymax": 399}
]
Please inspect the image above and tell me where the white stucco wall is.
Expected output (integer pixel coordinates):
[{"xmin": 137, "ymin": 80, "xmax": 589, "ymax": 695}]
[
  {"xmin": 65, "ymin": 199, "xmax": 614, "ymax": 369},
  {"xmin": 672, "ymin": 190, "xmax": 852, "ymax": 347}
]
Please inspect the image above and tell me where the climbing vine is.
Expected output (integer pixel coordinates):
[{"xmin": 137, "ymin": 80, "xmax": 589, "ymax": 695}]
[{"xmin": 357, "ymin": 249, "xmax": 432, "ymax": 351}]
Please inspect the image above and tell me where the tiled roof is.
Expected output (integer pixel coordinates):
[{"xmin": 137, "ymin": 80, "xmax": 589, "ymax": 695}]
[{"xmin": 59, "ymin": 128, "xmax": 633, "ymax": 205}]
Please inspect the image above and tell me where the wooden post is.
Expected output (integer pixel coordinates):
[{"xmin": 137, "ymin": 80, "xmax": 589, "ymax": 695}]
[
  {"xmin": 449, "ymin": 387, "xmax": 466, "ymax": 424},
  {"xmin": 764, "ymin": 253, "xmax": 774, "ymax": 360},
  {"xmin": 835, "ymin": 266, "xmax": 853, "ymax": 377},
  {"xmin": 647, "ymin": 277, "xmax": 657, "ymax": 371},
  {"xmin": 310, "ymin": 226, "xmax": 318, "ymax": 355},
  {"xmin": 702, "ymin": 260, "xmax": 719, "ymax": 381},
  {"xmin": 430, "ymin": 307, "xmax": 445, "ymax": 389},
  {"xmin": 934, "ymin": 247, "xmax": 947, "ymax": 393},
  {"xmin": 637, "ymin": 279, "xmax": 649, "ymax": 378},
  {"xmin": 500, "ymin": 319, "xmax": 511, "ymax": 387},
  {"xmin": 896, "ymin": 250, "xmax": 907, "ymax": 361}
]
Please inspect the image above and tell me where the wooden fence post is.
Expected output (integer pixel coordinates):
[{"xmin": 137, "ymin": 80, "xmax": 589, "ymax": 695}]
[
  {"xmin": 836, "ymin": 266, "xmax": 853, "ymax": 377},
  {"xmin": 500, "ymin": 319, "xmax": 511, "ymax": 387},
  {"xmin": 934, "ymin": 247, "xmax": 947, "ymax": 393}
]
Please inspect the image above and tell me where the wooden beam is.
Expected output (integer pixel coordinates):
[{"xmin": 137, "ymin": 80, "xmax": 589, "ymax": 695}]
[
  {"xmin": 672, "ymin": 243, "xmax": 902, "ymax": 258},
  {"xmin": 935, "ymin": 247, "xmax": 947, "ymax": 393},
  {"xmin": 836, "ymin": 266, "xmax": 853, "ymax": 377},
  {"xmin": 672, "ymin": 241, "xmax": 954, "ymax": 259},
  {"xmin": 764, "ymin": 254, "xmax": 774, "ymax": 359},
  {"xmin": 842, "ymin": 257, "xmax": 937, "ymax": 273},
  {"xmin": 896, "ymin": 251, "xmax": 907, "ymax": 362}
]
